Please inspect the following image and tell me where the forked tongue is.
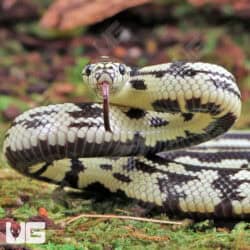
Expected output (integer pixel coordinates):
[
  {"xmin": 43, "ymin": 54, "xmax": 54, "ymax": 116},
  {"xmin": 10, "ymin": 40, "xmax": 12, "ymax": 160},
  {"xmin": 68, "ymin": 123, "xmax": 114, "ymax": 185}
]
[{"xmin": 101, "ymin": 81, "xmax": 112, "ymax": 132}]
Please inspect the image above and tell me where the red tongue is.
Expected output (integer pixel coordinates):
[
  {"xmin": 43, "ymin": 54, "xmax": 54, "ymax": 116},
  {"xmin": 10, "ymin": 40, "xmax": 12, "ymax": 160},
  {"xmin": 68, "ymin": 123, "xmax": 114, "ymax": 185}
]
[{"xmin": 101, "ymin": 81, "xmax": 111, "ymax": 132}]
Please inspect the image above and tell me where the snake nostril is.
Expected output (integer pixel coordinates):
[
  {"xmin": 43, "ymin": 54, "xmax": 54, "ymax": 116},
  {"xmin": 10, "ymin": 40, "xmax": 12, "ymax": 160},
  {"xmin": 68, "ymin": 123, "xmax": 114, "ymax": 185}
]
[{"xmin": 95, "ymin": 73, "xmax": 101, "ymax": 80}]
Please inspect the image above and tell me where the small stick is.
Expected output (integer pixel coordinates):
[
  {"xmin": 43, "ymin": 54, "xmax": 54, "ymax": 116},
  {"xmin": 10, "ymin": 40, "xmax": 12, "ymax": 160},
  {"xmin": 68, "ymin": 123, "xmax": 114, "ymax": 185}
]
[{"xmin": 64, "ymin": 213, "xmax": 184, "ymax": 226}]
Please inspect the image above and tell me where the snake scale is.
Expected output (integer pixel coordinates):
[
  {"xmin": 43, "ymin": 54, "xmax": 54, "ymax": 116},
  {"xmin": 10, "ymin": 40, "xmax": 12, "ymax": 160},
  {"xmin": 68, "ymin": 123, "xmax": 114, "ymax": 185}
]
[{"xmin": 3, "ymin": 60, "xmax": 250, "ymax": 218}]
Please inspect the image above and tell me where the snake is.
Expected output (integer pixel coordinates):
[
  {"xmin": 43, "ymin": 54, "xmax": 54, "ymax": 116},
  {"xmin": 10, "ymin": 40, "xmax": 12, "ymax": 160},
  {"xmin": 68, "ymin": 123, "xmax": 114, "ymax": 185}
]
[{"xmin": 3, "ymin": 59, "xmax": 250, "ymax": 219}]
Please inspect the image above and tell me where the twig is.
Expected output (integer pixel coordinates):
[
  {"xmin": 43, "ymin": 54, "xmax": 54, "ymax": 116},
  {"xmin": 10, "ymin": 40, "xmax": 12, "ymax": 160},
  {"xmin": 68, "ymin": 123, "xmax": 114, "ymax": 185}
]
[{"xmin": 63, "ymin": 213, "xmax": 184, "ymax": 226}]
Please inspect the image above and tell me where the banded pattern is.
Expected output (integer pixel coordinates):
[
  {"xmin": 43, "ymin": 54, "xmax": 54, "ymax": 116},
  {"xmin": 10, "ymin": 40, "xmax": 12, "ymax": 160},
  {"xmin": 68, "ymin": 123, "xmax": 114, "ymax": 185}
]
[{"xmin": 3, "ymin": 61, "xmax": 250, "ymax": 218}]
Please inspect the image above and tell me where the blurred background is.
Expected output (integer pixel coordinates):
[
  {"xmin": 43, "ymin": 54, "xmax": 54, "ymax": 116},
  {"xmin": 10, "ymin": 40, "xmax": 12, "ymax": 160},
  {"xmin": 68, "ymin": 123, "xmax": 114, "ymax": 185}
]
[
  {"xmin": 0, "ymin": 1, "xmax": 250, "ymax": 249},
  {"xmin": 0, "ymin": 0, "xmax": 250, "ymax": 132}
]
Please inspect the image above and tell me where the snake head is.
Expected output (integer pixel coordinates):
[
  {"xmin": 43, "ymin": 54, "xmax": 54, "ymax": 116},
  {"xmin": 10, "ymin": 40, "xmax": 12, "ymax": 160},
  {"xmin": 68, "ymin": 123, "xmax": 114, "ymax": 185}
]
[
  {"xmin": 82, "ymin": 61, "xmax": 130, "ymax": 131},
  {"xmin": 82, "ymin": 61, "xmax": 130, "ymax": 99}
]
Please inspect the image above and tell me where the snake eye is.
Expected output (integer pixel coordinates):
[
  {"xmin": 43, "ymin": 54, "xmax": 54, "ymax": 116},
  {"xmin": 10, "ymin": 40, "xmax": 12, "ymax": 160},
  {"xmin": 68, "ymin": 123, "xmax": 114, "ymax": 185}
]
[
  {"xmin": 119, "ymin": 64, "xmax": 126, "ymax": 75},
  {"xmin": 85, "ymin": 65, "xmax": 92, "ymax": 76}
]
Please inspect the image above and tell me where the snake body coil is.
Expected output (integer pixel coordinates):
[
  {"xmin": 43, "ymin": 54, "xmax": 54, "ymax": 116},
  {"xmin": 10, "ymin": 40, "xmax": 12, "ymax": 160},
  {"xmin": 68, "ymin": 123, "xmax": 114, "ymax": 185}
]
[{"xmin": 3, "ymin": 61, "xmax": 250, "ymax": 218}]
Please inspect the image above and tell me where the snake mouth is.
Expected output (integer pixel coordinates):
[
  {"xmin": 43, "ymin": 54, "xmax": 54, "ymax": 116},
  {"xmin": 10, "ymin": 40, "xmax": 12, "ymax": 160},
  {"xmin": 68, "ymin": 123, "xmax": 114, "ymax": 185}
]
[{"xmin": 98, "ymin": 81, "xmax": 111, "ymax": 132}]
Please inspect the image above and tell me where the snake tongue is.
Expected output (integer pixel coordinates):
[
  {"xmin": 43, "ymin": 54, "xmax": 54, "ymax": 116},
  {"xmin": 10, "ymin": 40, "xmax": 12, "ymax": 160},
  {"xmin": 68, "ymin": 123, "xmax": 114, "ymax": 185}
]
[
  {"xmin": 101, "ymin": 81, "xmax": 109, "ymax": 100},
  {"xmin": 101, "ymin": 81, "xmax": 111, "ymax": 132}
]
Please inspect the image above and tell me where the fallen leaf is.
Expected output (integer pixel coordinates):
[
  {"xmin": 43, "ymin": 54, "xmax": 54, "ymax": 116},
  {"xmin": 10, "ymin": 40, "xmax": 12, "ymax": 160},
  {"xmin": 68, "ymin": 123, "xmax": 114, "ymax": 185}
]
[
  {"xmin": 216, "ymin": 227, "xmax": 230, "ymax": 233},
  {"xmin": 40, "ymin": 0, "xmax": 152, "ymax": 30},
  {"xmin": 38, "ymin": 207, "xmax": 48, "ymax": 217}
]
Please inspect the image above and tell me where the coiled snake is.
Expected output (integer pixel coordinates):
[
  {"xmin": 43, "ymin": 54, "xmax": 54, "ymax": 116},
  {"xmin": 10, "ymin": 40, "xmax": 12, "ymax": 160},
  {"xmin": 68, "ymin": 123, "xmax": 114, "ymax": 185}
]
[{"xmin": 3, "ymin": 60, "xmax": 250, "ymax": 218}]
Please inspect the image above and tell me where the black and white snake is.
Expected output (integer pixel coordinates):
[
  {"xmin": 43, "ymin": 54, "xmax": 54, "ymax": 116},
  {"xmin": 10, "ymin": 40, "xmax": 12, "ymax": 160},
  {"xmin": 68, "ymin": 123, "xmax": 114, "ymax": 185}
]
[{"xmin": 3, "ymin": 60, "xmax": 250, "ymax": 218}]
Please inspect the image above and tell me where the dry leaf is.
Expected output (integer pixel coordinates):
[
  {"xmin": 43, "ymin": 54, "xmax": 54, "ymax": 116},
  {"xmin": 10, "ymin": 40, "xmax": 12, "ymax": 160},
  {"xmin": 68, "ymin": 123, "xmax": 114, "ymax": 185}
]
[{"xmin": 41, "ymin": 0, "xmax": 152, "ymax": 31}]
